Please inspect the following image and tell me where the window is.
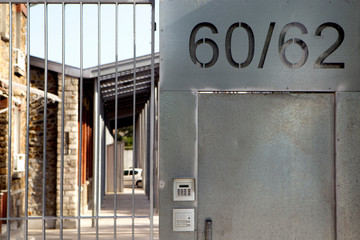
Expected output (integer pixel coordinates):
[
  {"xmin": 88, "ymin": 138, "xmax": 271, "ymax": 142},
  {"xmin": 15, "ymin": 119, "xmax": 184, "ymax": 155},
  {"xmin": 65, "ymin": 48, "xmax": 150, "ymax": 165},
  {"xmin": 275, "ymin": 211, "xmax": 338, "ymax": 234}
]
[{"xmin": 0, "ymin": 96, "xmax": 7, "ymax": 110}]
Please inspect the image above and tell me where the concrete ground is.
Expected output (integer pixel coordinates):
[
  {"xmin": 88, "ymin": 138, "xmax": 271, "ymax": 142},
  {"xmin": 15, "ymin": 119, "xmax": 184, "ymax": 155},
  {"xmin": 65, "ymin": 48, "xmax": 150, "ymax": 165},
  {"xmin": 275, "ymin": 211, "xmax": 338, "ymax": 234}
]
[{"xmin": 1, "ymin": 188, "xmax": 159, "ymax": 239}]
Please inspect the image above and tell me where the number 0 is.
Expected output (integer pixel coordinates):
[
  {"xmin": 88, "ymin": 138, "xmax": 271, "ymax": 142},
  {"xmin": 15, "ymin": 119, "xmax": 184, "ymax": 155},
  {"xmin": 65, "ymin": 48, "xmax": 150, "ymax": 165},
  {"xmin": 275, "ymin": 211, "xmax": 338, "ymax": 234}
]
[{"xmin": 225, "ymin": 22, "xmax": 255, "ymax": 68}]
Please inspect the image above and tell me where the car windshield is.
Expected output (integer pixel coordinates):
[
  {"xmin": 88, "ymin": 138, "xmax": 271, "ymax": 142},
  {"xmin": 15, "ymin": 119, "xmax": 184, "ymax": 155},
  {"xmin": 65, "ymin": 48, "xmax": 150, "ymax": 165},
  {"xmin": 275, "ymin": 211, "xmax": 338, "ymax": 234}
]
[{"xmin": 124, "ymin": 169, "xmax": 141, "ymax": 176}]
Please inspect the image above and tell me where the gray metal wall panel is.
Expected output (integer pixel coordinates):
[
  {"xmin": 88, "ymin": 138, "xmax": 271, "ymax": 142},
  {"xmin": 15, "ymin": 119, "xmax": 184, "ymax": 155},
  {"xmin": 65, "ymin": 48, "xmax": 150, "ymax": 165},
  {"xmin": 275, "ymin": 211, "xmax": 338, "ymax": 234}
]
[
  {"xmin": 197, "ymin": 93, "xmax": 335, "ymax": 239},
  {"xmin": 336, "ymin": 92, "xmax": 360, "ymax": 240},
  {"xmin": 160, "ymin": 0, "xmax": 360, "ymax": 92},
  {"xmin": 159, "ymin": 91, "xmax": 197, "ymax": 240}
]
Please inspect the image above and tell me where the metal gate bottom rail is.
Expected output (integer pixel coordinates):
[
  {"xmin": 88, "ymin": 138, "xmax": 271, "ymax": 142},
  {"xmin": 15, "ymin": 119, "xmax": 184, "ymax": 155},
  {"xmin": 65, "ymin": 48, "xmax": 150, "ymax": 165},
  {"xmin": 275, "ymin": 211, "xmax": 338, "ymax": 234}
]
[{"xmin": 1, "ymin": 0, "xmax": 153, "ymax": 3}]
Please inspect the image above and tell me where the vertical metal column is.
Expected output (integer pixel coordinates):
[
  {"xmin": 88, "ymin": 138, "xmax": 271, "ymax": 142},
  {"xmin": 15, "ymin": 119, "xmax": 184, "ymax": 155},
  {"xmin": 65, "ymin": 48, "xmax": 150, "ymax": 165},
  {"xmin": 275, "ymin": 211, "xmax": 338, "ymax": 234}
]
[
  {"xmin": 113, "ymin": 3, "xmax": 119, "ymax": 239},
  {"xmin": 42, "ymin": 3, "xmax": 49, "ymax": 239},
  {"xmin": 96, "ymin": 3, "xmax": 101, "ymax": 239},
  {"xmin": 149, "ymin": 0, "xmax": 155, "ymax": 238},
  {"xmin": 25, "ymin": 2, "xmax": 30, "ymax": 239},
  {"xmin": 92, "ymin": 69, "xmax": 98, "ymax": 234},
  {"xmin": 78, "ymin": 3, "xmax": 84, "ymax": 240},
  {"xmin": 155, "ymin": 86, "xmax": 160, "ymax": 212},
  {"xmin": 6, "ymin": 3, "xmax": 12, "ymax": 240},
  {"xmin": 132, "ymin": 2, "xmax": 137, "ymax": 239},
  {"xmin": 60, "ymin": 3, "xmax": 65, "ymax": 239}
]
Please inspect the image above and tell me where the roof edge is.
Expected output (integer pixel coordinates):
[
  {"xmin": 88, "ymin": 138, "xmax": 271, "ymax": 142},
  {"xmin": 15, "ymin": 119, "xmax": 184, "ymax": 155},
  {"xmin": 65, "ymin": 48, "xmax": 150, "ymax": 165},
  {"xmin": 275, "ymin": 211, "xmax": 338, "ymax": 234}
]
[{"xmin": 30, "ymin": 52, "xmax": 160, "ymax": 79}]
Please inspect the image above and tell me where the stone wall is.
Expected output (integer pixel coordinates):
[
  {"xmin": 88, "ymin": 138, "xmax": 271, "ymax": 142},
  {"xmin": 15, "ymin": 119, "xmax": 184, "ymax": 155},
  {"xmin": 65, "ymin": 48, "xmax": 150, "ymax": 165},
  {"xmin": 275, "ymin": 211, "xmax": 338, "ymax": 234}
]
[
  {"xmin": 0, "ymin": 5, "xmax": 94, "ymax": 231},
  {"xmin": 28, "ymin": 67, "xmax": 58, "ymax": 224},
  {"xmin": 57, "ymin": 74, "xmax": 79, "ymax": 228}
]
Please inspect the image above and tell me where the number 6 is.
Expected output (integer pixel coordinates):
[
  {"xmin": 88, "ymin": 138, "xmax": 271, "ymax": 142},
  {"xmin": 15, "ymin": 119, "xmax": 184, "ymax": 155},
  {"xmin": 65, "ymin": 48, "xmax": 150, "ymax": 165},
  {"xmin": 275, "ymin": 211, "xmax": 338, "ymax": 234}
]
[
  {"xmin": 279, "ymin": 22, "xmax": 309, "ymax": 69},
  {"xmin": 189, "ymin": 23, "xmax": 219, "ymax": 68}
]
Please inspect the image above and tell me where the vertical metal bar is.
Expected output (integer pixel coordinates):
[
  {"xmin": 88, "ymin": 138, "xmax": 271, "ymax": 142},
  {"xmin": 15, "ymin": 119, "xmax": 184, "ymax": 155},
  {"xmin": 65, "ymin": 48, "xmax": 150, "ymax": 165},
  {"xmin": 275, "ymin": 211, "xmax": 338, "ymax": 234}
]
[
  {"xmin": 149, "ymin": 1, "xmax": 155, "ymax": 238},
  {"xmin": 78, "ymin": 3, "xmax": 84, "ymax": 240},
  {"xmin": 155, "ymin": 87, "xmax": 159, "ymax": 212},
  {"xmin": 25, "ymin": 2, "xmax": 30, "ymax": 239},
  {"xmin": 6, "ymin": 3, "xmax": 12, "ymax": 240},
  {"xmin": 96, "ymin": 2, "xmax": 101, "ymax": 239},
  {"xmin": 60, "ymin": 2, "xmax": 65, "ymax": 239},
  {"xmin": 42, "ymin": 3, "xmax": 49, "ymax": 239},
  {"xmin": 92, "ymin": 71, "xmax": 98, "ymax": 233},
  {"xmin": 113, "ymin": 3, "xmax": 119, "ymax": 239},
  {"xmin": 132, "ymin": 2, "xmax": 136, "ymax": 239}
]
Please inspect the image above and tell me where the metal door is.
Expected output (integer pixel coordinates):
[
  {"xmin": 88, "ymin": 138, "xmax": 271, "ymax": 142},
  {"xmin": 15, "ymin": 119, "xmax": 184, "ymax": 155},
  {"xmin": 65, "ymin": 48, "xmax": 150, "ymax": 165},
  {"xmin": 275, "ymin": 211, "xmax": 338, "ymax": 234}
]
[{"xmin": 198, "ymin": 93, "xmax": 335, "ymax": 239}]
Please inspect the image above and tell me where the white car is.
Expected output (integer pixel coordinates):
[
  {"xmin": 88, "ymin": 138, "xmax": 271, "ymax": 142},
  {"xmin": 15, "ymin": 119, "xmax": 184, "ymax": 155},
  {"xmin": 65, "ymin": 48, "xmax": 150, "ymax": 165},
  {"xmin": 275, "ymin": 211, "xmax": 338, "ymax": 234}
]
[{"xmin": 124, "ymin": 168, "xmax": 143, "ymax": 188}]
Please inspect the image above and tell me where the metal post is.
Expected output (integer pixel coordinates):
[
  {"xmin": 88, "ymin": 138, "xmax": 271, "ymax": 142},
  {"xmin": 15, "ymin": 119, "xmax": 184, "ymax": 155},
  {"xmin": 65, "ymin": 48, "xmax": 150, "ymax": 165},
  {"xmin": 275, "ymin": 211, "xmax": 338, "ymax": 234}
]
[
  {"xmin": 6, "ymin": 3, "xmax": 12, "ymax": 240},
  {"xmin": 132, "ymin": 2, "xmax": 137, "ymax": 239},
  {"xmin": 42, "ymin": 3, "xmax": 49, "ymax": 239},
  {"xmin": 60, "ymin": 3, "xmax": 65, "ymax": 239},
  {"xmin": 78, "ymin": 3, "xmax": 84, "ymax": 239},
  {"xmin": 96, "ymin": 3, "xmax": 101, "ymax": 239},
  {"xmin": 149, "ymin": 0, "xmax": 155, "ymax": 238},
  {"xmin": 155, "ymin": 86, "xmax": 160, "ymax": 212},
  {"xmin": 24, "ymin": 2, "xmax": 30, "ymax": 239},
  {"xmin": 114, "ymin": 3, "xmax": 119, "ymax": 239},
  {"xmin": 92, "ymin": 70, "xmax": 98, "ymax": 230}
]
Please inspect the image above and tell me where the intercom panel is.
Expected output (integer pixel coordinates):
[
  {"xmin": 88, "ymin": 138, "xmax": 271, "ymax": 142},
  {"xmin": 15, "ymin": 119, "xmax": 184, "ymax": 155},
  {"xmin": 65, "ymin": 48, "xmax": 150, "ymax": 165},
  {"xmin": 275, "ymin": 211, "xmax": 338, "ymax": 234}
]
[
  {"xmin": 173, "ymin": 209, "xmax": 195, "ymax": 232},
  {"xmin": 173, "ymin": 178, "xmax": 195, "ymax": 201}
]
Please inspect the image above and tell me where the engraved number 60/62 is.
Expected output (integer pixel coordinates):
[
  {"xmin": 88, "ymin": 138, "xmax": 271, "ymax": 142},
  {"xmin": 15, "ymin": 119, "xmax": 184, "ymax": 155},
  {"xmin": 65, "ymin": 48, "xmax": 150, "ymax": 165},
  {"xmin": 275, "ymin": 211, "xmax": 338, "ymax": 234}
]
[{"xmin": 189, "ymin": 21, "xmax": 345, "ymax": 69}]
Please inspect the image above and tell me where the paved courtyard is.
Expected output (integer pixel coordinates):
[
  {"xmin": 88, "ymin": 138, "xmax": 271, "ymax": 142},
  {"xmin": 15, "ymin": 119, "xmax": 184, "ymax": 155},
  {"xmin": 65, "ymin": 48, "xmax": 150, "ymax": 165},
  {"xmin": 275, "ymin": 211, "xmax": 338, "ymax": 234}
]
[{"xmin": 2, "ymin": 188, "xmax": 158, "ymax": 239}]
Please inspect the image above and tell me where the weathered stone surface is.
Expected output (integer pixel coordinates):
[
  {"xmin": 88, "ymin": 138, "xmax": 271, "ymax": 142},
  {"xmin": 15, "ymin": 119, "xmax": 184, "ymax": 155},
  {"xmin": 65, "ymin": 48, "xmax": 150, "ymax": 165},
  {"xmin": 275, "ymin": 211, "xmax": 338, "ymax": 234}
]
[
  {"xmin": 28, "ymin": 67, "xmax": 58, "ymax": 218},
  {"xmin": 56, "ymin": 74, "xmax": 79, "ymax": 229}
]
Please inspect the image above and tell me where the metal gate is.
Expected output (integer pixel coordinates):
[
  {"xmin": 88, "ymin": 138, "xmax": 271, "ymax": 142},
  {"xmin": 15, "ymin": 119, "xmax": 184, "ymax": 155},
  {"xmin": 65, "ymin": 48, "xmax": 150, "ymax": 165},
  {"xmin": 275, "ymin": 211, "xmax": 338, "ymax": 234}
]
[{"xmin": 0, "ymin": 0, "xmax": 158, "ymax": 239}]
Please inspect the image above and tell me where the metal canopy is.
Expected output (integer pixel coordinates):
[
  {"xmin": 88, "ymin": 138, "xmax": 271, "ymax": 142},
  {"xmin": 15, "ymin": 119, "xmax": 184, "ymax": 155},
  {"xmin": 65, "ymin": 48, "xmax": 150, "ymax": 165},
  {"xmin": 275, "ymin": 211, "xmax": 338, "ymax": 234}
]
[
  {"xmin": 30, "ymin": 53, "xmax": 159, "ymax": 121},
  {"xmin": 97, "ymin": 53, "xmax": 160, "ymax": 120}
]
